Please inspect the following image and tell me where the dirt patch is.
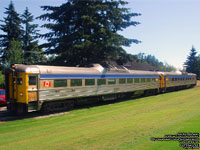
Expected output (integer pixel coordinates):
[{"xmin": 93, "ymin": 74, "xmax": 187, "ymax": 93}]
[
  {"xmin": 0, "ymin": 106, "xmax": 6, "ymax": 111},
  {"xmin": 34, "ymin": 111, "xmax": 69, "ymax": 119}
]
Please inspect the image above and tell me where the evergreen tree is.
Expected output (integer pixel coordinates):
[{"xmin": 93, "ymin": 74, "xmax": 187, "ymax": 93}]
[
  {"xmin": 196, "ymin": 55, "xmax": 200, "ymax": 79},
  {"xmin": 21, "ymin": 7, "xmax": 42, "ymax": 64},
  {"xmin": 38, "ymin": 0, "xmax": 141, "ymax": 66},
  {"xmin": 184, "ymin": 46, "xmax": 198, "ymax": 74},
  {"xmin": 6, "ymin": 40, "xmax": 23, "ymax": 65},
  {"xmin": 0, "ymin": 1, "xmax": 23, "ymax": 62},
  {"xmin": 26, "ymin": 42, "xmax": 44, "ymax": 64}
]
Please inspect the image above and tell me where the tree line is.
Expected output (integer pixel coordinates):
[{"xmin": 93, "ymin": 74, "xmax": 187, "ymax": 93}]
[
  {"xmin": 1, "ymin": 0, "xmax": 196, "ymax": 78},
  {"xmin": 135, "ymin": 53, "xmax": 176, "ymax": 72}
]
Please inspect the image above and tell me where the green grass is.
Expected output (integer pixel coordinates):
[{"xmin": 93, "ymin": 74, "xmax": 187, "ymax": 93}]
[{"xmin": 0, "ymin": 88, "xmax": 200, "ymax": 150}]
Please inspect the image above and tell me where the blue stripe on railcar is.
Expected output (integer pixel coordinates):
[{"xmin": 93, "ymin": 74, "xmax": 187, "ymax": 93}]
[
  {"xmin": 166, "ymin": 75, "xmax": 194, "ymax": 78},
  {"xmin": 40, "ymin": 74, "xmax": 160, "ymax": 79}
]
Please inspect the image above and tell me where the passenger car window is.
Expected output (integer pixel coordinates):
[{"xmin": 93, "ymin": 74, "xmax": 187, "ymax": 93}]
[
  {"xmin": 141, "ymin": 78, "xmax": 145, "ymax": 83},
  {"xmin": 119, "ymin": 78, "xmax": 126, "ymax": 84},
  {"xmin": 54, "ymin": 79, "xmax": 67, "ymax": 87},
  {"xmin": 146, "ymin": 78, "xmax": 151, "ymax": 82},
  {"xmin": 108, "ymin": 79, "xmax": 116, "ymax": 85},
  {"xmin": 134, "ymin": 78, "xmax": 140, "ymax": 83},
  {"xmin": 85, "ymin": 79, "xmax": 95, "ymax": 86},
  {"xmin": 97, "ymin": 79, "xmax": 106, "ymax": 85},
  {"xmin": 127, "ymin": 78, "xmax": 133, "ymax": 84},
  {"xmin": 71, "ymin": 79, "xmax": 82, "ymax": 86}
]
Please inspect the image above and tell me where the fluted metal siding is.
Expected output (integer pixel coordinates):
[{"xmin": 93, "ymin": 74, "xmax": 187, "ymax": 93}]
[
  {"xmin": 39, "ymin": 82, "xmax": 160, "ymax": 101},
  {"xmin": 166, "ymin": 80, "xmax": 196, "ymax": 88}
]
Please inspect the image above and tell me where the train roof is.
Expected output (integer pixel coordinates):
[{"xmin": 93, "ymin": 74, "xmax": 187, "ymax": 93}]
[
  {"xmin": 159, "ymin": 71, "xmax": 196, "ymax": 76},
  {"xmin": 10, "ymin": 64, "xmax": 159, "ymax": 75},
  {"xmin": 9, "ymin": 64, "xmax": 196, "ymax": 76}
]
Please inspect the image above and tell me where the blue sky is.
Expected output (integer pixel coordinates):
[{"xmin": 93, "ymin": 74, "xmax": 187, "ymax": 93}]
[{"xmin": 0, "ymin": 0, "xmax": 200, "ymax": 69}]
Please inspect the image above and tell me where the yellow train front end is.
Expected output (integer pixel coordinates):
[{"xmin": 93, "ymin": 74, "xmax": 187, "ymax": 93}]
[{"xmin": 5, "ymin": 64, "xmax": 37, "ymax": 114}]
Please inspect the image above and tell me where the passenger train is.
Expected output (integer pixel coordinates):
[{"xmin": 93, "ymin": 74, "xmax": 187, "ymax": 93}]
[{"xmin": 5, "ymin": 64, "xmax": 196, "ymax": 114}]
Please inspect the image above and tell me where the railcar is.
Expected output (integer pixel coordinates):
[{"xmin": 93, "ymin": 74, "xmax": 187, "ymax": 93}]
[
  {"xmin": 162, "ymin": 72, "xmax": 196, "ymax": 91},
  {"xmin": 5, "ymin": 64, "xmax": 196, "ymax": 114}
]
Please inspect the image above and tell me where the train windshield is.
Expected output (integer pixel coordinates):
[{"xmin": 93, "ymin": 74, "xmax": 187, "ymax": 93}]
[{"xmin": 29, "ymin": 75, "xmax": 37, "ymax": 85}]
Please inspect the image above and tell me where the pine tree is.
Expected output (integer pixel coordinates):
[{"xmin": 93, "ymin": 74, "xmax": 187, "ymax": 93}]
[
  {"xmin": 196, "ymin": 55, "xmax": 200, "ymax": 79},
  {"xmin": 21, "ymin": 7, "xmax": 42, "ymax": 64},
  {"xmin": 6, "ymin": 40, "xmax": 23, "ymax": 65},
  {"xmin": 0, "ymin": 1, "xmax": 23, "ymax": 62},
  {"xmin": 184, "ymin": 46, "xmax": 198, "ymax": 74},
  {"xmin": 38, "ymin": 0, "xmax": 141, "ymax": 66}
]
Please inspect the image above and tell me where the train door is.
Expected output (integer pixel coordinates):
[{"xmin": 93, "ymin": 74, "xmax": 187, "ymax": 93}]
[
  {"xmin": 160, "ymin": 74, "xmax": 165, "ymax": 90},
  {"xmin": 28, "ymin": 75, "xmax": 38, "ymax": 110},
  {"xmin": 16, "ymin": 72, "xmax": 28, "ymax": 103},
  {"xmin": 5, "ymin": 69, "xmax": 18, "ymax": 112}
]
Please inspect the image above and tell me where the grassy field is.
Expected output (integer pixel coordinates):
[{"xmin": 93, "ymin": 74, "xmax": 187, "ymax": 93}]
[{"xmin": 0, "ymin": 88, "xmax": 200, "ymax": 150}]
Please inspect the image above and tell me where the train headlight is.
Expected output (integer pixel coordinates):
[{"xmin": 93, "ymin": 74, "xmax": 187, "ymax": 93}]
[
  {"xmin": 20, "ymin": 92, "xmax": 23, "ymax": 96},
  {"xmin": 11, "ymin": 64, "xmax": 15, "ymax": 68}
]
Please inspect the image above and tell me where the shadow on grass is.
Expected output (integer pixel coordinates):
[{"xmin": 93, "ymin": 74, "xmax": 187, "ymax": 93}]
[{"xmin": 0, "ymin": 87, "xmax": 193, "ymax": 122}]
